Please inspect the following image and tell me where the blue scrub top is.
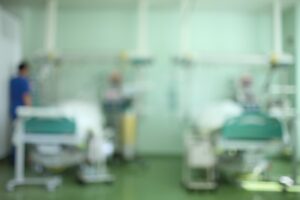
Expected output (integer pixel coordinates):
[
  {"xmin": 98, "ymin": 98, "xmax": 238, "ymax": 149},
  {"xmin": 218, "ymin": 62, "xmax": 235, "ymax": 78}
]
[{"xmin": 10, "ymin": 76, "xmax": 30, "ymax": 119}]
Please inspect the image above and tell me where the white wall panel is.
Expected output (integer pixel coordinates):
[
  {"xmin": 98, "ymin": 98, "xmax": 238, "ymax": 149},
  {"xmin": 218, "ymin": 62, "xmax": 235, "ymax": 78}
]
[{"xmin": 0, "ymin": 6, "xmax": 21, "ymax": 159}]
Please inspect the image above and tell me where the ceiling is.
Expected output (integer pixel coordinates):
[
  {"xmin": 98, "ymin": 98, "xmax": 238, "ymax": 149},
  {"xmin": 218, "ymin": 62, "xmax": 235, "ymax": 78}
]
[{"xmin": 1, "ymin": 0, "xmax": 297, "ymax": 10}]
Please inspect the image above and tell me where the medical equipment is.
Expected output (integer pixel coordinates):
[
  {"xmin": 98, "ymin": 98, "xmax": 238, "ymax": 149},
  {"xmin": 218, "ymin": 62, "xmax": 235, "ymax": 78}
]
[
  {"xmin": 239, "ymin": 15, "xmax": 298, "ymax": 191},
  {"xmin": 77, "ymin": 133, "xmax": 114, "ymax": 184},
  {"xmin": 181, "ymin": 99, "xmax": 286, "ymax": 190},
  {"xmin": 219, "ymin": 111, "xmax": 284, "ymax": 174},
  {"xmin": 238, "ymin": 116, "xmax": 300, "ymax": 193},
  {"xmin": 6, "ymin": 107, "xmax": 77, "ymax": 191},
  {"xmin": 7, "ymin": 102, "xmax": 114, "ymax": 191},
  {"xmin": 182, "ymin": 132, "xmax": 217, "ymax": 190},
  {"xmin": 175, "ymin": 0, "xmax": 297, "ymax": 192},
  {"xmin": 123, "ymin": 0, "xmax": 153, "ymax": 66},
  {"xmin": 103, "ymin": 99, "xmax": 138, "ymax": 161},
  {"xmin": 102, "ymin": 71, "xmax": 141, "ymax": 162}
]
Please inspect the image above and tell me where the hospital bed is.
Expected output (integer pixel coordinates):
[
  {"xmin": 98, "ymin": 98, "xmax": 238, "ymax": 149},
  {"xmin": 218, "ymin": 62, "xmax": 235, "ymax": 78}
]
[
  {"xmin": 182, "ymin": 101, "xmax": 284, "ymax": 190},
  {"xmin": 7, "ymin": 103, "xmax": 114, "ymax": 191},
  {"xmin": 6, "ymin": 107, "xmax": 78, "ymax": 191},
  {"xmin": 218, "ymin": 111, "xmax": 283, "ymax": 180}
]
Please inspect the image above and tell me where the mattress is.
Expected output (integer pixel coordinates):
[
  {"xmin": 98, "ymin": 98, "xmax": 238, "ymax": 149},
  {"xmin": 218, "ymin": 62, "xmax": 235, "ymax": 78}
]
[
  {"xmin": 222, "ymin": 112, "xmax": 282, "ymax": 140},
  {"xmin": 25, "ymin": 118, "xmax": 76, "ymax": 134}
]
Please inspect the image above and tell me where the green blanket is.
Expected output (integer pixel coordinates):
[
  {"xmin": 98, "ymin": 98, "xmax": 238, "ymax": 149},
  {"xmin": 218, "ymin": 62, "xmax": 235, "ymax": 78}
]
[
  {"xmin": 25, "ymin": 118, "xmax": 76, "ymax": 134},
  {"xmin": 222, "ymin": 112, "xmax": 282, "ymax": 140}
]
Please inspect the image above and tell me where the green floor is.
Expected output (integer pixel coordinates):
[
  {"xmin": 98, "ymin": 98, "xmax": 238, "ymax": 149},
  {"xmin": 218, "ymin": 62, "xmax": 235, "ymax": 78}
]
[{"xmin": 0, "ymin": 157, "xmax": 300, "ymax": 200}]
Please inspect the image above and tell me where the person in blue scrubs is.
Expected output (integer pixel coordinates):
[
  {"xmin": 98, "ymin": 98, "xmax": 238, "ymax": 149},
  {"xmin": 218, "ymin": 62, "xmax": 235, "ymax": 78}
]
[
  {"xmin": 10, "ymin": 61, "xmax": 32, "ymax": 120},
  {"xmin": 8, "ymin": 62, "xmax": 32, "ymax": 163}
]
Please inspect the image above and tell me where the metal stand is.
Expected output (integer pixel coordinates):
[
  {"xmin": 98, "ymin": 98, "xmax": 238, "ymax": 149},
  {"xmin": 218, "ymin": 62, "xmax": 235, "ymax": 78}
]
[
  {"xmin": 78, "ymin": 164, "xmax": 114, "ymax": 184},
  {"xmin": 182, "ymin": 133, "xmax": 217, "ymax": 191},
  {"xmin": 6, "ymin": 130, "xmax": 62, "ymax": 191},
  {"xmin": 7, "ymin": 177, "xmax": 62, "ymax": 192},
  {"xmin": 6, "ymin": 118, "xmax": 79, "ymax": 192}
]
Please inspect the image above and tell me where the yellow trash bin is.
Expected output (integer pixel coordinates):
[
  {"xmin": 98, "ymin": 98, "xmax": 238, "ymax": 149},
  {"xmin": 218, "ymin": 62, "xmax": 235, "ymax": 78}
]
[{"xmin": 122, "ymin": 112, "xmax": 137, "ymax": 160}]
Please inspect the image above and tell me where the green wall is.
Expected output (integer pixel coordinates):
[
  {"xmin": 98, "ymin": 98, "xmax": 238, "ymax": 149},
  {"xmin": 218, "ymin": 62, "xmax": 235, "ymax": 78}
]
[{"xmin": 2, "ymin": 1, "xmax": 296, "ymax": 156}]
